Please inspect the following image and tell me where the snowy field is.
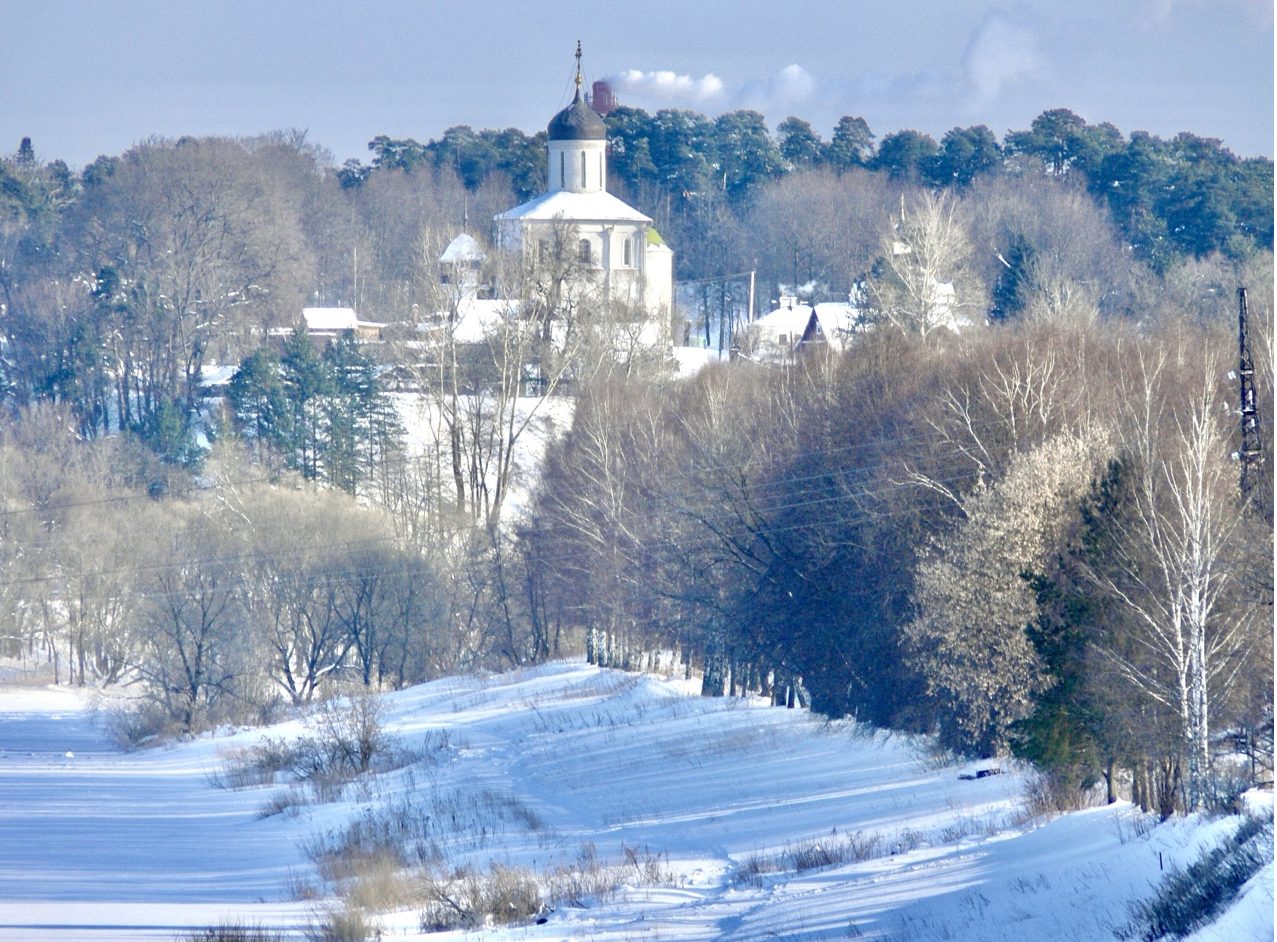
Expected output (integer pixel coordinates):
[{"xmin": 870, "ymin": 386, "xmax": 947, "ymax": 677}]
[{"xmin": 0, "ymin": 662, "xmax": 1270, "ymax": 941}]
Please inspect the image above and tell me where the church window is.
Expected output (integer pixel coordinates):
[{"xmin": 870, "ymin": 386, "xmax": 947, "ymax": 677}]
[
  {"xmin": 623, "ymin": 237, "xmax": 631, "ymax": 267},
  {"xmin": 538, "ymin": 239, "xmax": 548, "ymax": 265},
  {"xmin": 580, "ymin": 151, "xmax": 587, "ymax": 188},
  {"xmin": 579, "ymin": 239, "xmax": 591, "ymax": 264}
]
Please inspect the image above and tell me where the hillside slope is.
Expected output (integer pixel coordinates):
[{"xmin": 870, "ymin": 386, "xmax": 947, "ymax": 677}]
[{"xmin": 0, "ymin": 662, "xmax": 1269, "ymax": 940}]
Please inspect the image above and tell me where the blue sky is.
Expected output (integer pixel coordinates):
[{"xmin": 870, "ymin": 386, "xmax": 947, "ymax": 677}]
[{"xmin": 1, "ymin": 0, "xmax": 1271, "ymax": 168}]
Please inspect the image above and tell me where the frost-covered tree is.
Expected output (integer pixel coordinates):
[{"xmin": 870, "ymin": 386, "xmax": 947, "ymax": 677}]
[{"xmin": 907, "ymin": 429, "xmax": 1111, "ymax": 755}]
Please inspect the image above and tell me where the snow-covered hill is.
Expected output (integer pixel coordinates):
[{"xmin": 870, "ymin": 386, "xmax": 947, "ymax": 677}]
[{"xmin": 0, "ymin": 662, "xmax": 1270, "ymax": 940}]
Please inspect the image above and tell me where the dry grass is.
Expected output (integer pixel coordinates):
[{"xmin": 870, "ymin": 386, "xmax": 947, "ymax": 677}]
[
  {"xmin": 305, "ymin": 907, "xmax": 377, "ymax": 942},
  {"xmin": 418, "ymin": 864, "xmax": 546, "ymax": 930},
  {"xmin": 183, "ymin": 923, "xmax": 285, "ymax": 942},
  {"xmin": 734, "ymin": 818, "xmax": 1008, "ymax": 888}
]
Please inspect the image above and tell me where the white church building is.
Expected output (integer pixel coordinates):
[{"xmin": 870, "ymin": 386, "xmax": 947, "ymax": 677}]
[{"xmin": 493, "ymin": 53, "xmax": 674, "ymax": 333}]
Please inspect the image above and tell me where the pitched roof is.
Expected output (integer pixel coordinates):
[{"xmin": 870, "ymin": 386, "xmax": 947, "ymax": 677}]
[
  {"xmin": 494, "ymin": 189, "xmax": 652, "ymax": 224},
  {"xmin": 440, "ymin": 233, "xmax": 485, "ymax": 263}
]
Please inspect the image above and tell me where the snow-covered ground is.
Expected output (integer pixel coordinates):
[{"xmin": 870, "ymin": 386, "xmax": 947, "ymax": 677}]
[{"xmin": 0, "ymin": 663, "xmax": 1270, "ymax": 941}]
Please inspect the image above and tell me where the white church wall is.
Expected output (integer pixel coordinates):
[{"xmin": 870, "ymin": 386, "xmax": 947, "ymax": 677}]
[{"xmin": 547, "ymin": 139, "xmax": 607, "ymax": 193}]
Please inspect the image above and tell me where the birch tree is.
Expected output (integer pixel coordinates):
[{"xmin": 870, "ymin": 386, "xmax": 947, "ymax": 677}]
[{"xmin": 1084, "ymin": 349, "xmax": 1256, "ymax": 808}]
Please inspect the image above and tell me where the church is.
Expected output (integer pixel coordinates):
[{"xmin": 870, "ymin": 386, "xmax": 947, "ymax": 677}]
[{"xmin": 492, "ymin": 49, "xmax": 674, "ymax": 336}]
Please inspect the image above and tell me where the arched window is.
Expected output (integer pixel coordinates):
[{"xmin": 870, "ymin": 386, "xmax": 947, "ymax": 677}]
[
  {"xmin": 538, "ymin": 239, "xmax": 548, "ymax": 265},
  {"xmin": 580, "ymin": 151, "xmax": 587, "ymax": 188},
  {"xmin": 559, "ymin": 152, "xmax": 565, "ymax": 188},
  {"xmin": 579, "ymin": 239, "xmax": 591, "ymax": 264},
  {"xmin": 623, "ymin": 237, "xmax": 631, "ymax": 267}
]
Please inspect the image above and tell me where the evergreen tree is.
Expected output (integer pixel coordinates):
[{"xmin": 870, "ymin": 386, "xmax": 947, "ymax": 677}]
[
  {"xmin": 712, "ymin": 110, "xmax": 783, "ymax": 199},
  {"xmin": 147, "ymin": 394, "xmax": 198, "ymax": 466},
  {"xmin": 322, "ymin": 333, "xmax": 377, "ymax": 493},
  {"xmin": 777, "ymin": 116, "xmax": 823, "ymax": 169},
  {"xmin": 990, "ymin": 235, "xmax": 1035, "ymax": 321},
  {"xmin": 649, "ymin": 108, "xmax": 716, "ymax": 204},
  {"xmin": 280, "ymin": 327, "xmax": 330, "ymax": 480},
  {"xmin": 826, "ymin": 116, "xmax": 874, "ymax": 170},
  {"xmin": 928, "ymin": 125, "xmax": 1002, "ymax": 188},
  {"xmin": 227, "ymin": 347, "xmax": 289, "ymax": 461},
  {"xmin": 605, "ymin": 106, "xmax": 660, "ymax": 197},
  {"xmin": 871, "ymin": 130, "xmax": 939, "ymax": 181},
  {"xmin": 1004, "ymin": 108, "xmax": 1123, "ymax": 178}
]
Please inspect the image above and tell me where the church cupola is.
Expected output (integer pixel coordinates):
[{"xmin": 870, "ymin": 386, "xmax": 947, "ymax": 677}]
[{"xmin": 547, "ymin": 42, "xmax": 607, "ymax": 194}]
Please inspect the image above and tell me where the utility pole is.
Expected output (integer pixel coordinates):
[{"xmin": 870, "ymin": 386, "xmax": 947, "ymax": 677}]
[{"xmin": 1238, "ymin": 287, "xmax": 1263, "ymax": 498}]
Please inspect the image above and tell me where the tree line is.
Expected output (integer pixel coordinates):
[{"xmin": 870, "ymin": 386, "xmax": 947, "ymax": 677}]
[
  {"xmin": 0, "ymin": 110, "xmax": 1270, "ymax": 815},
  {"xmin": 526, "ymin": 305, "xmax": 1273, "ymax": 814},
  {"xmin": 354, "ymin": 106, "xmax": 1273, "ymax": 279}
]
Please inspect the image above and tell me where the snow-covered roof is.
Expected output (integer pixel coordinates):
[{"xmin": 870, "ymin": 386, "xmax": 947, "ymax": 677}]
[
  {"xmin": 303, "ymin": 307, "xmax": 358, "ymax": 331},
  {"xmin": 754, "ymin": 305, "xmax": 812, "ymax": 339},
  {"xmin": 495, "ymin": 189, "xmax": 651, "ymax": 224},
  {"xmin": 440, "ymin": 233, "xmax": 485, "ymax": 264},
  {"xmin": 752, "ymin": 300, "xmax": 864, "ymax": 354},
  {"xmin": 198, "ymin": 364, "xmax": 237, "ymax": 388},
  {"xmin": 448, "ymin": 298, "xmax": 520, "ymax": 344},
  {"xmin": 302, "ymin": 307, "xmax": 386, "ymax": 333}
]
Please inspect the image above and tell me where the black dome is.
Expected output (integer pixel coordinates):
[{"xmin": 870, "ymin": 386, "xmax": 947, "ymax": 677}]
[{"xmin": 548, "ymin": 95, "xmax": 606, "ymax": 141}]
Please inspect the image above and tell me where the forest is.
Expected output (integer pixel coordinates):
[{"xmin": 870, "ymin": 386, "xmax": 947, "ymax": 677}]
[{"xmin": 0, "ymin": 105, "xmax": 1271, "ymax": 815}]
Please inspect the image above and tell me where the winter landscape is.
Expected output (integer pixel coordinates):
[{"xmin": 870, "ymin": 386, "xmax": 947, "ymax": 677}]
[
  {"xmin": 0, "ymin": 663, "xmax": 1271, "ymax": 940},
  {"xmin": 0, "ymin": 3, "xmax": 1273, "ymax": 940}
]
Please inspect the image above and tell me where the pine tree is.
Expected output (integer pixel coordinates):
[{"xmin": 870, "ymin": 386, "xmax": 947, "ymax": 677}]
[
  {"xmin": 280, "ymin": 327, "xmax": 330, "ymax": 480},
  {"xmin": 227, "ymin": 348, "xmax": 289, "ymax": 462},
  {"xmin": 826, "ymin": 116, "xmax": 874, "ymax": 170},
  {"xmin": 990, "ymin": 235, "xmax": 1035, "ymax": 321}
]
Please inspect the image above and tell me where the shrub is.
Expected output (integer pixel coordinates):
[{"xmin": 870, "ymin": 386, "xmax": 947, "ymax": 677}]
[
  {"xmin": 105, "ymin": 701, "xmax": 183, "ymax": 749},
  {"xmin": 212, "ymin": 688, "xmax": 407, "ymax": 809},
  {"xmin": 305, "ymin": 908, "xmax": 375, "ymax": 942},
  {"xmin": 184, "ymin": 922, "xmax": 284, "ymax": 942},
  {"xmin": 312, "ymin": 687, "xmax": 389, "ymax": 775},
  {"xmin": 1117, "ymin": 815, "xmax": 1274, "ymax": 940},
  {"xmin": 418, "ymin": 864, "xmax": 545, "ymax": 930}
]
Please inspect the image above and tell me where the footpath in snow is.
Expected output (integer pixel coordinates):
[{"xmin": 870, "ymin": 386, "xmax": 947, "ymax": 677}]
[{"xmin": 0, "ymin": 662, "xmax": 1270, "ymax": 941}]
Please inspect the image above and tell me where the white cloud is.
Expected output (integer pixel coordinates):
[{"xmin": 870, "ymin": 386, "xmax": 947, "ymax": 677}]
[
  {"xmin": 607, "ymin": 63, "xmax": 818, "ymax": 116},
  {"xmin": 960, "ymin": 13, "xmax": 1042, "ymax": 110},
  {"xmin": 737, "ymin": 64, "xmax": 817, "ymax": 113},
  {"xmin": 609, "ymin": 69, "xmax": 725, "ymax": 105},
  {"xmin": 1138, "ymin": 0, "xmax": 1272, "ymax": 25}
]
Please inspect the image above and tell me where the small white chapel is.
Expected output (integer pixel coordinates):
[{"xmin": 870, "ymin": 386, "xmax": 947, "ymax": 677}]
[{"xmin": 493, "ymin": 46, "xmax": 674, "ymax": 332}]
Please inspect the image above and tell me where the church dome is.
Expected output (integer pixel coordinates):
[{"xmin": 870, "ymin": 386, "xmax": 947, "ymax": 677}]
[{"xmin": 548, "ymin": 95, "xmax": 607, "ymax": 141}]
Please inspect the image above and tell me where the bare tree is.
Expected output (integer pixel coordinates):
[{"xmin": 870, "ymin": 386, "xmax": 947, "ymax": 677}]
[
  {"xmin": 70, "ymin": 137, "xmax": 312, "ymax": 429},
  {"xmin": 869, "ymin": 190, "xmax": 986, "ymax": 337},
  {"xmin": 1084, "ymin": 346, "xmax": 1258, "ymax": 808},
  {"xmin": 135, "ymin": 511, "xmax": 248, "ymax": 731}
]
